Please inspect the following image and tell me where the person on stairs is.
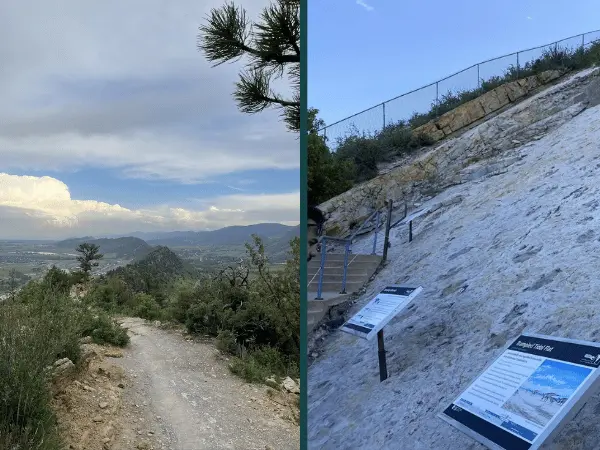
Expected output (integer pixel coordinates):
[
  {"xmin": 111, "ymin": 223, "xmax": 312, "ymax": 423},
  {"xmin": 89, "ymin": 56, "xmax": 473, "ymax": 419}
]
[{"xmin": 307, "ymin": 205, "xmax": 325, "ymax": 262}]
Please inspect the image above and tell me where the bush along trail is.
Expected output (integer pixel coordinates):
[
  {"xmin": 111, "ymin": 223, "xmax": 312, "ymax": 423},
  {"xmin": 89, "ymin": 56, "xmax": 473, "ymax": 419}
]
[{"xmin": 0, "ymin": 235, "xmax": 300, "ymax": 450}]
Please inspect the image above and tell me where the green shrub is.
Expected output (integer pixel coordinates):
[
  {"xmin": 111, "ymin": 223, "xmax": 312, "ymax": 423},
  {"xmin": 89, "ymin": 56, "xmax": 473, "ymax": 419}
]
[
  {"xmin": 0, "ymin": 290, "xmax": 90, "ymax": 449},
  {"xmin": 80, "ymin": 312, "xmax": 130, "ymax": 347},
  {"xmin": 84, "ymin": 277, "xmax": 133, "ymax": 312},
  {"xmin": 229, "ymin": 347, "xmax": 298, "ymax": 383},
  {"xmin": 129, "ymin": 292, "xmax": 161, "ymax": 321},
  {"xmin": 216, "ymin": 329, "xmax": 238, "ymax": 355}
]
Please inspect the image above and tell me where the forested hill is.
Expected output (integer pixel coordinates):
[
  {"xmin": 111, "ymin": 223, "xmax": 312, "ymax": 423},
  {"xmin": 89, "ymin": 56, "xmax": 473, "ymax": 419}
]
[
  {"xmin": 55, "ymin": 236, "xmax": 153, "ymax": 259},
  {"xmin": 105, "ymin": 246, "xmax": 194, "ymax": 294}
]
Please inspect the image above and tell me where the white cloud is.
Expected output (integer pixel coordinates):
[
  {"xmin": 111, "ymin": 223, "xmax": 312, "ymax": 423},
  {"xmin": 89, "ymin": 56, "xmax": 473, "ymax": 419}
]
[
  {"xmin": 0, "ymin": 174, "xmax": 299, "ymax": 239},
  {"xmin": 356, "ymin": 0, "xmax": 374, "ymax": 12},
  {"xmin": 0, "ymin": 0, "xmax": 297, "ymax": 183}
]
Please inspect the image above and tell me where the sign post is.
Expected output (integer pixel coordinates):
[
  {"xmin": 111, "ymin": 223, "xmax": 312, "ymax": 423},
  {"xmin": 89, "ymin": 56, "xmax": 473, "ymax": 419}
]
[
  {"xmin": 340, "ymin": 285, "xmax": 422, "ymax": 381},
  {"xmin": 439, "ymin": 333, "xmax": 600, "ymax": 450},
  {"xmin": 377, "ymin": 329, "xmax": 388, "ymax": 381}
]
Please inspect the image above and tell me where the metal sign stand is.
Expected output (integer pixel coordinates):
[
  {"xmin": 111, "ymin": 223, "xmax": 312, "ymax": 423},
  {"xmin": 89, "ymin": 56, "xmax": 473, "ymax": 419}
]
[{"xmin": 377, "ymin": 329, "xmax": 388, "ymax": 381}]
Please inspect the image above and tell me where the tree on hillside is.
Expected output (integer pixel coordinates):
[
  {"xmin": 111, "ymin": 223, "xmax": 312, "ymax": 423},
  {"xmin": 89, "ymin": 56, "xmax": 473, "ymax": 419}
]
[
  {"xmin": 7, "ymin": 269, "xmax": 18, "ymax": 301},
  {"xmin": 198, "ymin": 0, "xmax": 300, "ymax": 131},
  {"xmin": 75, "ymin": 243, "xmax": 104, "ymax": 278},
  {"xmin": 307, "ymin": 108, "xmax": 356, "ymax": 205}
]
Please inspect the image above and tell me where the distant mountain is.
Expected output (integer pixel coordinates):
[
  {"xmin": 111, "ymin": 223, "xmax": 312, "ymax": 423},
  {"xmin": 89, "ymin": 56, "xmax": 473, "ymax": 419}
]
[
  {"xmin": 55, "ymin": 237, "xmax": 153, "ymax": 259},
  {"xmin": 143, "ymin": 223, "xmax": 297, "ymax": 247}
]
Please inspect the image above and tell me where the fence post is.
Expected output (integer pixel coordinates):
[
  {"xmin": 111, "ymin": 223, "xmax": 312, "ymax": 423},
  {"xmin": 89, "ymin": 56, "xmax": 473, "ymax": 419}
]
[
  {"xmin": 323, "ymin": 127, "xmax": 327, "ymax": 142},
  {"xmin": 435, "ymin": 82, "xmax": 439, "ymax": 117},
  {"xmin": 582, "ymin": 33, "xmax": 586, "ymax": 51},
  {"xmin": 372, "ymin": 210, "xmax": 381, "ymax": 255},
  {"xmin": 516, "ymin": 52, "xmax": 520, "ymax": 80},
  {"xmin": 382, "ymin": 200, "xmax": 393, "ymax": 262},
  {"xmin": 477, "ymin": 63, "xmax": 480, "ymax": 89},
  {"xmin": 382, "ymin": 102, "xmax": 386, "ymax": 131}
]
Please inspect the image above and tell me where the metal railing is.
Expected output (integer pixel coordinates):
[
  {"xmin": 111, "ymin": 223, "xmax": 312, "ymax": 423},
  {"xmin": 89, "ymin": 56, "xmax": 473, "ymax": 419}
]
[
  {"xmin": 314, "ymin": 209, "xmax": 383, "ymax": 299},
  {"xmin": 318, "ymin": 29, "xmax": 600, "ymax": 148}
]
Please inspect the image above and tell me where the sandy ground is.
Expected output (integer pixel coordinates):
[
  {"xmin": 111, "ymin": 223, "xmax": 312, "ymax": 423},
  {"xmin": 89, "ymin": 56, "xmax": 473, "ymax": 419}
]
[
  {"xmin": 54, "ymin": 318, "xmax": 299, "ymax": 450},
  {"xmin": 308, "ymin": 99, "xmax": 600, "ymax": 449}
]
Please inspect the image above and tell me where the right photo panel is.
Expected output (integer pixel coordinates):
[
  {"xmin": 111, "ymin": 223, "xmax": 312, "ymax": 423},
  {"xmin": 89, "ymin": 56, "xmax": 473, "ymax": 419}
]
[{"xmin": 306, "ymin": 1, "xmax": 600, "ymax": 449}]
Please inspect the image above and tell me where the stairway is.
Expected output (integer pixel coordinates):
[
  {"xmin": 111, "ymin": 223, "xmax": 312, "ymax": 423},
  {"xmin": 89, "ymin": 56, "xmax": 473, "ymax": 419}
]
[{"xmin": 307, "ymin": 253, "xmax": 382, "ymax": 333}]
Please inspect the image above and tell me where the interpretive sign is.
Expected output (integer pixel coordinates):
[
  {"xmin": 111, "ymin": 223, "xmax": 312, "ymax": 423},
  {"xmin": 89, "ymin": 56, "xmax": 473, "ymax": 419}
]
[
  {"xmin": 439, "ymin": 333, "xmax": 600, "ymax": 450},
  {"xmin": 340, "ymin": 285, "xmax": 423, "ymax": 341}
]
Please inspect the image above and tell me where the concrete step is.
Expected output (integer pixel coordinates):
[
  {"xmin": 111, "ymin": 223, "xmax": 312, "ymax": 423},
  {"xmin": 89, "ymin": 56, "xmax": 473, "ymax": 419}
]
[
  {"xmin": 308, "ymin": 280, "xmax": 367, "ymax": 298},
  {"xmin": 308, "ymin": 280, "xmax": 365, "ymax": 294},
  {"xmin": 307, "ymin": 273, "xmax": 371, "ymax": 284},
  {"xmin": 308, "ymin": 270, "xmax": 372, "ymax": 281},
  {"xmin": 308, "ymin": 260, "xmax": 381, "ymax": 274},
  {"xmin": 309, "ymin": 268, "xmax": 378, "ymax": 280},
  {"xmin": 308, "ymin": 253, "xmax": 382, "ymax": 265}
]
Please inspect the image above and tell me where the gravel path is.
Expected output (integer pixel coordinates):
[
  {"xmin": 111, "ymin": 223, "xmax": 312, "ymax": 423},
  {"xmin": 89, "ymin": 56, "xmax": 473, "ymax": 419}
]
[{"xmin": 115, "ymin": 318, "xmax": 298, "ymax": 450}]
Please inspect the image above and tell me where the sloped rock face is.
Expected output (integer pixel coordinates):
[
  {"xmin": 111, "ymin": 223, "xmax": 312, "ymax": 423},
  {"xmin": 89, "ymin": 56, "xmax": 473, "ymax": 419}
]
[
  {"xmin": 308, "ymin": 98, "xmax": 600, "ymax": 449},
  {"xmin": 413, "ymin": 70, "xmax": 563, "ymax": 141},
  {"xmin": 321, "ymin": 68, "xmax": 600, "ymax": 238}
]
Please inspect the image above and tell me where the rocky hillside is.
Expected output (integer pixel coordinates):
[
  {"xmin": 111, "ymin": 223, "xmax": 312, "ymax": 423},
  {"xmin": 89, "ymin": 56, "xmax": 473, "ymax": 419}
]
[{"xmin": 308, "ymin": 68, "xmax": 600, "ymax": 449}]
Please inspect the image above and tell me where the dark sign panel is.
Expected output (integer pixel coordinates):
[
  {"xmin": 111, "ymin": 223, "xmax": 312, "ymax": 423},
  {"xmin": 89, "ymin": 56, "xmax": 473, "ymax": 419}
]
[
  {"xmin": 439, "ymin": 334, "xmax": 600, "ymax": 450},
  {"xmin": 341, "ymin": 286, "xmax": 422, "ymax": 340}
]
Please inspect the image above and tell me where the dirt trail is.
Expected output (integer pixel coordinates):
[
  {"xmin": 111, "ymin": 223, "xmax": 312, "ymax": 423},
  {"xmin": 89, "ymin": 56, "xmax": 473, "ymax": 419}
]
[{"xmin": 108, "ymin": 317, "xmax": 299, "ymax": 450}]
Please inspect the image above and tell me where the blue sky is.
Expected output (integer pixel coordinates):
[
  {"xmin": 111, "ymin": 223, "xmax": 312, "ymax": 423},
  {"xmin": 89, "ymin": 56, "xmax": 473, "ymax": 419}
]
[
  {"xmin": 308, "ymin": 0, "xmax": 600, "ymax": 130},
  {"xmin": 0, "ymin": 0, "xmax": 299, "ymax": 239},
  {"xmin": 520, "ymin": 360, "xmax": 591, "ymax": 398}
]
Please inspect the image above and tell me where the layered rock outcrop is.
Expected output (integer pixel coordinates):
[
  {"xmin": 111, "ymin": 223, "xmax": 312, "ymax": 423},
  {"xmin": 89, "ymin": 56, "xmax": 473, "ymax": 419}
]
[{"xmin": 321, "ymin": 68, "xmax": 600, "ymax": 237}]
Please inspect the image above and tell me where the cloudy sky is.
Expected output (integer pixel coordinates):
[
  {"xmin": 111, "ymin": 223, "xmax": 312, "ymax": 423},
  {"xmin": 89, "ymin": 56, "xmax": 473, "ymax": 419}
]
[{"xmin": 0, "ymin": 0, "xmax": 299, "ymax": 240}]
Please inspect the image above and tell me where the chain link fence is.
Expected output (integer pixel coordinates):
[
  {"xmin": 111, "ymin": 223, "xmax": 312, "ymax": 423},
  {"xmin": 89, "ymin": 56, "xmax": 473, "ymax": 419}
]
[{"xmin": 319, "ymin": 30, "xmax": 600, "ymax": 148}]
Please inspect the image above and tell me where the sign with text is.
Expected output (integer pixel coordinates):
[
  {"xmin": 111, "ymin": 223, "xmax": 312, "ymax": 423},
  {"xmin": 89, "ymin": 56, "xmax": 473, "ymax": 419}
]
[
  {"xmin": 340, "ymin": 285, "xmax": 422, "ymax": 341},
  {"xmin": 439, "ymin": 333, "xmax": 600, "ymax": 450}
]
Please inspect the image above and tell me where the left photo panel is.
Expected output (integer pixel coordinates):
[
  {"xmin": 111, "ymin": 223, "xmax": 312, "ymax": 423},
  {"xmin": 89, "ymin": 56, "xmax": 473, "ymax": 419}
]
[{"xmin": 0, "ymin": 1, "xmax": 301, "ymax": 449}]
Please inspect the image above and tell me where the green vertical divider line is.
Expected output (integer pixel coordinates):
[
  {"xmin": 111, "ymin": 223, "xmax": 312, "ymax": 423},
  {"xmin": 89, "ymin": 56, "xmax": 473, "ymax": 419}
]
[{"xmin": 299, "ymin": 0, "xmax": 308, "ymax": 448}]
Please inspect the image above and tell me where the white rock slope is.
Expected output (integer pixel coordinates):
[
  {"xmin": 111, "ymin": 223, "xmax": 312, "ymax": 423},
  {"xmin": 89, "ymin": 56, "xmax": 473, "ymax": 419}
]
[{"xmin": 309, "ymin": 75, "xmax": 600, "ymax": 449}]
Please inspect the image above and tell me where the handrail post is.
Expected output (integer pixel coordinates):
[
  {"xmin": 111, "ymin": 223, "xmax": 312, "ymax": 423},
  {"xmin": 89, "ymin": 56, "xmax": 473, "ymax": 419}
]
[
  {"xmin": 340, "ymin": 241, "xmax": 351, "ymax": 294},
  {"xmin": 382, "ymin": 200, "xmax": 393, "ymax": 262},
  {"xmin": 372, "ymin": 211, "xmax": 381, "ymax": 255},
  {"xmin": 315, "ymin": 238, "xmax": 327, "ymax": 300}
]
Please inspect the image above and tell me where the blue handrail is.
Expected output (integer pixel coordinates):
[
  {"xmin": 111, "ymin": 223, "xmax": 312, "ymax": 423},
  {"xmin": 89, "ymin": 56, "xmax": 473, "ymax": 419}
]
[{"xmin": 315, "ymin": 208, "xmax": 384, "ymax": 299}]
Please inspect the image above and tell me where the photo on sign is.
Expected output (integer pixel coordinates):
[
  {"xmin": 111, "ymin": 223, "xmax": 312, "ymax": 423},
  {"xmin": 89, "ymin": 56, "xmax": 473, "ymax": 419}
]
[{"xmin": 501, "ymin": 360, "xmax": 592, "ymax": 428}]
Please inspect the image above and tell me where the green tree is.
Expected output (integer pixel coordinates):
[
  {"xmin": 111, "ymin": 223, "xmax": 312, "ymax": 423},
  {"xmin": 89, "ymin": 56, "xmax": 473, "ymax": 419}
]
[
  {"xmin": 198, "ymin": 0, "xmax": 300, "ymax": 131},
  {"xmin": 75, "ymin": 243, "xmax": 103, "ymax": 278},
  {"xmin": 307, "ymin": 108, "xmax": 356, "ymax": 205},
  {"xmin": 7, "ymin": 269, "xmax": 18, "ymax": 301}
]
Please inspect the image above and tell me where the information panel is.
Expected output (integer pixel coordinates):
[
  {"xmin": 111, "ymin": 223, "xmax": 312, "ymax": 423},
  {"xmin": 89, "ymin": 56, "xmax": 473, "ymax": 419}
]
[
  {"xmin": 340, "ymin": 285, "xmax": 422, "ymax": 341},
  {"xmin": 439, "ymin": 333, "xmax": 600, "ymax": 450}
]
